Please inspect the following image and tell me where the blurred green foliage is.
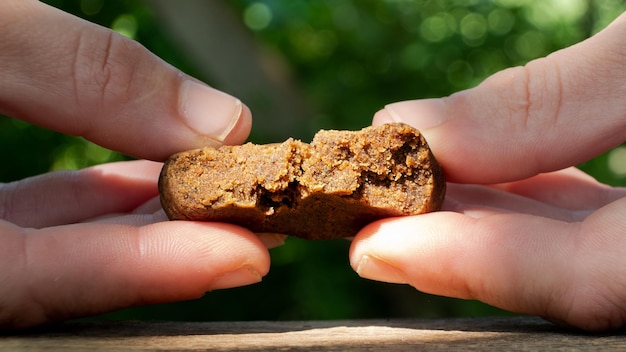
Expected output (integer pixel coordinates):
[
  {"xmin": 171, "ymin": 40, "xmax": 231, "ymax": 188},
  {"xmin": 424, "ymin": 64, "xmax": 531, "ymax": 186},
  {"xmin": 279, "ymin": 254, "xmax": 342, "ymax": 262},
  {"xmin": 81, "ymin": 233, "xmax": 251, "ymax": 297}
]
[{"xmin": 2, "ymin": 0, "xmax": 625, "ymax": 323}]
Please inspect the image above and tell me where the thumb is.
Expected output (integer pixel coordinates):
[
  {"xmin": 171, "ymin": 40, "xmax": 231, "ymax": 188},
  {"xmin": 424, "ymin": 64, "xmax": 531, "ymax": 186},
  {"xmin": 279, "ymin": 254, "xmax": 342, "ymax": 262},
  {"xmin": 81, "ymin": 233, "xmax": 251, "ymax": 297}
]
[
  {"xmin": 0, "ymin": 1, "xmax": 251, "ymax": 161},
  {"xmin": 375, "ymin": 12, "xmax": 626, "ymax": 184}
]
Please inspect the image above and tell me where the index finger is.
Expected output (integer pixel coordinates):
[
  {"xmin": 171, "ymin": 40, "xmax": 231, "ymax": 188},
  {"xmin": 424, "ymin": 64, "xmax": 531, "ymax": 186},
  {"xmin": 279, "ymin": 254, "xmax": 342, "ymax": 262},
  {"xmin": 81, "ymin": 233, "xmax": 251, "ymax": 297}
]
[
  {"xmin": 0, "ymin": 0, "xmax": 251, "ymax": 161},
  {"xmin": 374, "ymin": 12, "xmax": 626, "ymax": 184}
]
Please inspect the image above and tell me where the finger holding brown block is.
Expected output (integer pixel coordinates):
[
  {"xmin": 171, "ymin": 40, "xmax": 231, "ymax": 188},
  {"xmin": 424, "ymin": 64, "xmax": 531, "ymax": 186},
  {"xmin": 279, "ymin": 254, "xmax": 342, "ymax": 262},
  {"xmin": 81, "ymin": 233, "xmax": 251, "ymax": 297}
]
[{"xmin": 158, "ymin": 123, "xmax": 446, "ymax": 240}]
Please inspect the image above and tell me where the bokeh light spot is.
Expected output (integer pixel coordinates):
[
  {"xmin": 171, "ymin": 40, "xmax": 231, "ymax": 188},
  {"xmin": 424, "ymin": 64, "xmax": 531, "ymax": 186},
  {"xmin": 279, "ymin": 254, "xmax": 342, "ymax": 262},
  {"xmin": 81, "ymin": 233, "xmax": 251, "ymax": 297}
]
[
  {"xmin": 608, "ymin": 146, "xmax": 626, "ymax": 177},
  {"xmin": 488, "ymin": 8, "xmax": 515, "ymax": 35},
  {"xmin": 420, "ymin": 13, "xmax": 454, "ymax": 42},
  {"xmin": 244, "ymin": 2, "xmax": 273, "ymax": 31},
  {"xmin": 80, "ymin": 0, "xmax": 103, "ymax": 16},
  {"xmin": 515, "ymin": 30, "xmax": 547, "ymax": 60},
  {"xmin": 460, "ymin": 12, "xmax": 487, "ymax": 46},
  {"xmin": 111, "ymin": 14, "xmax": 137, "ymax": 39}
]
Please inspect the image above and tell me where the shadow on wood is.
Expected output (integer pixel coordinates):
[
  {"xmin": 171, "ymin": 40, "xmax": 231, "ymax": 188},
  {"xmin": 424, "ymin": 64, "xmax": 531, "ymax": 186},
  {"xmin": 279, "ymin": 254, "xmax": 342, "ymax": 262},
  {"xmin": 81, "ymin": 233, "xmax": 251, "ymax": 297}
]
[{"xmin": 2, "ymin": 317, "xmax": 626, "ymax": 351}]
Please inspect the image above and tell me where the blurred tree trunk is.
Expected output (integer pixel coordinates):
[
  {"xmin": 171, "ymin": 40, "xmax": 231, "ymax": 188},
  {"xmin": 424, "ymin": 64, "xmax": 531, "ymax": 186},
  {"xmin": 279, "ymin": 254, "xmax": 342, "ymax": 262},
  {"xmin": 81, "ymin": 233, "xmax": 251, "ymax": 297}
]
[{"xmin": 147, "ymin": 0, "xmax": 313, "ymax": 142}]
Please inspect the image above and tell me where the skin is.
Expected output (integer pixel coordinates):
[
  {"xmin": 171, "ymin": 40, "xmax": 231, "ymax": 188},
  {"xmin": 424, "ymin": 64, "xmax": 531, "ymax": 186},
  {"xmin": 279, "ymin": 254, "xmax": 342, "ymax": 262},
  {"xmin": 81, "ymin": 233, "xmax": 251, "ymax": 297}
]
[
  {"xmin": 0, "ymin": 0, "xmax": 279, "ymax": 329},
  {"xmin": 350, "ymin": 12, "xmax": 626, "ymax": 332}
]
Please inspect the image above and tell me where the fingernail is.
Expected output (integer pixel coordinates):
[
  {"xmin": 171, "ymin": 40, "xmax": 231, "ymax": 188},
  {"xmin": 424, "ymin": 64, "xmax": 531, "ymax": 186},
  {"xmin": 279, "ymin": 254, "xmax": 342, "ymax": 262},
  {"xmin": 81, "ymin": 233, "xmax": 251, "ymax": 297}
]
[
  {"xmin": 179, "ymin": 79, "xmax": 242, "ymax": 143},
  {"xmin": 384, "ymin": 99, "xmax": 450, "ymax": 130},
  {"xmin": 256, "ymin": 233, "xmax": 287, "ymax": 249},
  {"xmin": 208, "ymin": 265, "xmax": 262, "ymax": 290},
  {"xmin": 354, "ymin": 254, "xmax": 408, "ymax": 284}
]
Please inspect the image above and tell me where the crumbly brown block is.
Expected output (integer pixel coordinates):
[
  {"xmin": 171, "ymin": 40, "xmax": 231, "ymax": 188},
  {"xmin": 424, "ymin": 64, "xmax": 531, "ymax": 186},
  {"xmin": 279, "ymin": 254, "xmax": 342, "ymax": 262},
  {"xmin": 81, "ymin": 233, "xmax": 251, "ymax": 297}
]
[{"xmin": 158, "ymin": 123, "xmax": 445, "ymax": 240}]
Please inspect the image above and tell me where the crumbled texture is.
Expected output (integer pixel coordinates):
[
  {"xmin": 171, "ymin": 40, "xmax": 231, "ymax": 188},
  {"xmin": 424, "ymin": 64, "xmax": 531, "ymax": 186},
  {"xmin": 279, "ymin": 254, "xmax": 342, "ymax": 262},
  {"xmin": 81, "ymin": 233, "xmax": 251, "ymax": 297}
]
[{"xmin": 158, "ymin": 123, "xmax": 446, "ymax": 240}]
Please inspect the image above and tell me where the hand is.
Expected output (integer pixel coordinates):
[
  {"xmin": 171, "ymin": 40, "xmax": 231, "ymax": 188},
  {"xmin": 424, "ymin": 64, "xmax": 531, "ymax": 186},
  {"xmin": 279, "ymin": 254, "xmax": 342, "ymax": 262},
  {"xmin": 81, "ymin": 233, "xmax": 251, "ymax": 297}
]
[
  {"xmin": 350, "ymin": 12, "xmax": 626, "ymax": 332},
  {"xmin": 0, "ymin": 1, "xmax": 277, "ymax": 329}
]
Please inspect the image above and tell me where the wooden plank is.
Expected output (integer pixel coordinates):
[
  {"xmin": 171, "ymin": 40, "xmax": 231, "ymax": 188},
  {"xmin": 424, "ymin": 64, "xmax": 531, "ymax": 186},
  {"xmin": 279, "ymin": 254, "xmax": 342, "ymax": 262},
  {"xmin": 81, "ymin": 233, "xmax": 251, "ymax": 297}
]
[{"xmin": 2, "ymin": 317, "xmax": 625, "ymax": 351}]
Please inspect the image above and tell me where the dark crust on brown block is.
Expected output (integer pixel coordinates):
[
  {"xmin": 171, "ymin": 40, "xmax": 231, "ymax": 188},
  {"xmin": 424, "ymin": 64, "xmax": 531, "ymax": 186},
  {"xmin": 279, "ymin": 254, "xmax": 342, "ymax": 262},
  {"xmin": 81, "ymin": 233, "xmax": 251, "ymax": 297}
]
[{"xmin": 158, "ymin": 123, "xmax": 446, "ymax": 240}]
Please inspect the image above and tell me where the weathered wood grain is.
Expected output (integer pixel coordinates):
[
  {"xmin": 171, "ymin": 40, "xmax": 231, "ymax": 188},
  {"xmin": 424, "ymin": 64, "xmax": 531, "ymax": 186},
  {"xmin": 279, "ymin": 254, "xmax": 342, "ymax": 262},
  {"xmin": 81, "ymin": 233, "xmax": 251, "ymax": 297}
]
[{"xmin": 2, "ymin": 317, "xmax": 625, "ymax": 351}]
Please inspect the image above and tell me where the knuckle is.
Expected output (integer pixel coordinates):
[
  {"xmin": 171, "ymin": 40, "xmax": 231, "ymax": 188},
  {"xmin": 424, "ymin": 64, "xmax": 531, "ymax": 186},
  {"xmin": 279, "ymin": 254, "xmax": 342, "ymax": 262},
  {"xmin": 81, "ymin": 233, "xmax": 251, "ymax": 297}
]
[
  {"xmin": 523, "ymin": 56, "xmax": 564, "ymax": 130},
  {"xmin": 0, "ymin": 182, "xmax": 16, "ymax": 224},
  {"xmin": 0, "ymin": 226, "xmax": 47, "ymax": 329},
  {"xmin": 71, "ymin": 29, "xmax": 147, "ymax": 115},
  {"xmin": 476, "ymin": 59, "xmax": 564, "ymax": 133}
]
